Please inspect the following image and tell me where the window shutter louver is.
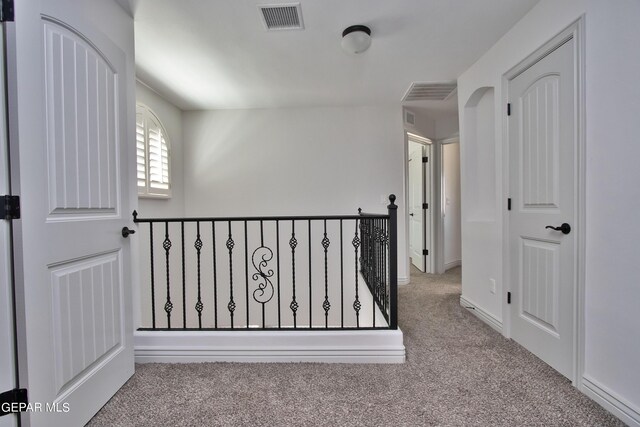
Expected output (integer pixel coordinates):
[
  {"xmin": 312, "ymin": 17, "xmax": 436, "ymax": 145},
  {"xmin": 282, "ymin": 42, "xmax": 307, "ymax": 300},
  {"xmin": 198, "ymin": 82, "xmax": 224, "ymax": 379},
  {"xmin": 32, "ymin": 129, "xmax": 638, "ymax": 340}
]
[
  {"xmin": 136, "ymin": 104, "xmax": 171, "ymax": 197},
  {"xmin": 136, "ymin": 113, "xmax": 147, "ymax": 189}
]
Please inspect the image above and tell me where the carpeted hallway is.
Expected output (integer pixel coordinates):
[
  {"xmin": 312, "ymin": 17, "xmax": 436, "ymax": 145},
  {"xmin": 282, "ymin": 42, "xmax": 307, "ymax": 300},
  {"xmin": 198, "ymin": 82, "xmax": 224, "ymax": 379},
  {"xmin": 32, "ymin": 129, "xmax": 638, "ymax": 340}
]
[{"xmin": 89, "ymin": 267, "xmax": 622, "ymax": 426}]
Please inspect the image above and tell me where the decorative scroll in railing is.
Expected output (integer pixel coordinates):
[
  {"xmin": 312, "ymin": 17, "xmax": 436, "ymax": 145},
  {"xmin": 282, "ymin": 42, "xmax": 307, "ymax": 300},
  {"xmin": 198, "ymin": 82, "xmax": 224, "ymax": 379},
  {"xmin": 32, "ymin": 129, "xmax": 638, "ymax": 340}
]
[{"xmin": 133, "ymin": 195, "xmax": 397, "ymax": 331}]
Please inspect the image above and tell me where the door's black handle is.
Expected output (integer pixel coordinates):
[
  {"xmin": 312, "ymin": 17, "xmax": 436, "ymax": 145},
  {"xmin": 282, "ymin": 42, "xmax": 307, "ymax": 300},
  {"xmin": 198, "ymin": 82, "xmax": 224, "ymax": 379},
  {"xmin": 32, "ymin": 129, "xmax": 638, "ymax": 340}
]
[
  {"xmin": 545, "ymin": 223, "xmax": 571, "ymax": 235},
  {"xmin": 409, "ymin": 213, "xmax": 414, "ymax": 216},
  {"xmin": 122, "ymin": 227, "xmax": 136, "ymax": 238}
]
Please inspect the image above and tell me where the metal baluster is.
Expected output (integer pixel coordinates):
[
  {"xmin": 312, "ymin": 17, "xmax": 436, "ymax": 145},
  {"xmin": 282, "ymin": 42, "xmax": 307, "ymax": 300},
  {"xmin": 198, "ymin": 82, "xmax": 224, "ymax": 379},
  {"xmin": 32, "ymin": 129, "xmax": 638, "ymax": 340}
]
[
  {"xmin": 149, "ymin": 223, "xmax": 156, "ymax": 329},
  {"xmin": 322, "ymin": 219, "xmax": 330, "ymax": 328},
  {"xmin": 163, "ymin": 222, "xmax": 173, "ymax": 329},
  {"xmin": 375, "ymin": 218, "xmax": 382, "ymax": 305},
  {"xmin": 383, "ymin": 218, "xmax": 388, "ymax": 318},
  {"xmin": 308, "ymin": 219, "xmax": 312, "ymax": 328},
  {"xmin": 181, "ymin": 222, "xmax": 186, "ymax": 328},
  {"xmin": 194, "ymin": 221, "xmax": 203, "ymax": 329},
  {"xmin": 352, "ymin": 219, "xmax": 361, "ymax": 328},
  {"xmin": 245, "ymin": 221, "xmax": 249, "ymax": 329},
  {"xmin": 227, "ymin": 221, "xmax": 236, "ymax": 328},
  {"xmin": 212, "ymin": 221, "xmax": 218, "ymax": 328},
  {"xmin": 289, "ymin": 221, "xmax": 298, "ymax": 328},
  {"xmin": 340, "ymin": 219, "xmax": 344, "ymax": 329},
  {"xmin": 260, "ymin": 220, "xmax": 265, "ymax": 328},
  {"xmin": 276, "ymin": 220, "xmax": 281, "ymax": 328},
  {"xmin": 373, "ymin": 218, "xmax": 376, "ymax": 328}
]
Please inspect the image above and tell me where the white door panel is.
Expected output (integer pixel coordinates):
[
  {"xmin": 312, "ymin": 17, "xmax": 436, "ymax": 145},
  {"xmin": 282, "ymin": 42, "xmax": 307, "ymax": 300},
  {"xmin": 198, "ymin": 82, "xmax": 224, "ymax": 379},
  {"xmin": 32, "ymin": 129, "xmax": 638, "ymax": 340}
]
[
  {"xmin": 8, "ymin": 1, "xmax": 134, "ymax": 425},
  {"xmin": 509, "ymin": 38, "xmax": 575, "ymax": 379},
  {"xmin": 408, "ymin": 141, "xmax": 425, "ymax": 271}
]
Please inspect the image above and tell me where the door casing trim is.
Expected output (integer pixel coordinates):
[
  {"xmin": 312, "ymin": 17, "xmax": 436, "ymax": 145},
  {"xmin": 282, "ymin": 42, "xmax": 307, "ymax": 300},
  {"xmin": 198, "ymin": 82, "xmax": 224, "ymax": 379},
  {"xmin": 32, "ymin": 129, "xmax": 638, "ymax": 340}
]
[{"xmin": 406, "ymin": 132, "xmax": 434, "ymax": 274}]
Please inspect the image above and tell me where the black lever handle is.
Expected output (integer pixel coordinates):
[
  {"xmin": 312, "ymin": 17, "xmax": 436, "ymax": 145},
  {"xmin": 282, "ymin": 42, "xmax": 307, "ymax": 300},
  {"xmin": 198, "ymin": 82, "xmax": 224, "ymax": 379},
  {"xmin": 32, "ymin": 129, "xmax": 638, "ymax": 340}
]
[
  {"xmin": 545, "ymin": 223, "xmax": 571, "ymax": 235},
  {"xmin": 409, "ymin": 213, "xmax": 414, "ymax": 216},
  {"xmin": 122, "ymin": 227, "xmax": 136, "ymax": 238}
]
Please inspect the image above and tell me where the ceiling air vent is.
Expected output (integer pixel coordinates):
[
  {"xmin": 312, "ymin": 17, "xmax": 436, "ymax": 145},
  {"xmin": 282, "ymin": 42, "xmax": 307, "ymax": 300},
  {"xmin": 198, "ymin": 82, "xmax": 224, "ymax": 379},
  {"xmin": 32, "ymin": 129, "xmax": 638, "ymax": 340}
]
[
  {"xmin": 402, "ymin": 81, "xmax": 457, "ymax": 102},
  {"xmin": 259, "ymin": 3, "xmax": 304, "ymax": 30}
]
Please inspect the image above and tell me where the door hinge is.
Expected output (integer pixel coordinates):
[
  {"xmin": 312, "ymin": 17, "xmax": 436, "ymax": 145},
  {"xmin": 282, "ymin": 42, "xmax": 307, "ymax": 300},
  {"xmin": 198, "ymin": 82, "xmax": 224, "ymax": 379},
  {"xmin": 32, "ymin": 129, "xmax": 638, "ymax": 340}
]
[
  {"xmin": 0, "ymin": 0, "xmax": 14, "ymax": 22},
  {"xmin": 507, "ymin": 198, "xmax": 511, "ymax": 211},
  {"xmin": 422, "ymin": 156, "xmax": 428, "ymax": 163},
  {"xmin": 0, "ymin": 195, "xmax": 20, "ymax": 220},
  {"xmin": 422, "ymin": 203, "xmax": 428, "ymax": 210},
  {"xmin": 423, "ymin": 249, "xmax": 429, "ymax": 256},
  {"xmin": 0, "ymin": 389, "xmax": 28, "ymax": 416},
  {"xmin": 507, "ymin": 292, "xmax": 511, "ymax": 304},
  {"xmin": 507, "ymin": 103, "xmax": 511, "ymax": 116}
]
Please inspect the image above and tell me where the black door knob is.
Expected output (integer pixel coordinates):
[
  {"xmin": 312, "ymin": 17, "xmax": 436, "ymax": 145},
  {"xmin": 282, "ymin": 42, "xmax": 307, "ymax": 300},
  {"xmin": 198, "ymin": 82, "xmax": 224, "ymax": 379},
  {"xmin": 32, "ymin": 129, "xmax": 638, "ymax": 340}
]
[
  {"xmin": 545, "ymin": 223, "xmax": 571, "ymax": 235},
  {"xmin": 409, "ymin": 213, "xmax": 414, "ymax": 216},
  {"xmin": 122, "ymin": 227, "xmax": 136, "ymax": 238}
]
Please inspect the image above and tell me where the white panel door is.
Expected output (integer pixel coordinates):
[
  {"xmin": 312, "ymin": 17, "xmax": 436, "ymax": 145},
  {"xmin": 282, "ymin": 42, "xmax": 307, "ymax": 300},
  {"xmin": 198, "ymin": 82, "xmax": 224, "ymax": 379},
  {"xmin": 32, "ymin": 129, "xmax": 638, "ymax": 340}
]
[
  {"xmin": 508, "ymin": 38, "xmax": 575, "ymax": 379},
  {"xmin": 408, "ymin": 141, "xmax": 425, "ymax": 271},
  {"xmin": 7, "ymin": 1, "xmax": 134, "ymax": 425}
]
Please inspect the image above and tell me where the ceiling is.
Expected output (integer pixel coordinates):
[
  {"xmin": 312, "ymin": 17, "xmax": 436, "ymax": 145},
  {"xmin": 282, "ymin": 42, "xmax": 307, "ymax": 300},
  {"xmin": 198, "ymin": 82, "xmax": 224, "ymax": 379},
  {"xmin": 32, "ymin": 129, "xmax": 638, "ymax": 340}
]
[{"xmin": 131, "ymin": 0, "xmax": 538, "ymax": 111}]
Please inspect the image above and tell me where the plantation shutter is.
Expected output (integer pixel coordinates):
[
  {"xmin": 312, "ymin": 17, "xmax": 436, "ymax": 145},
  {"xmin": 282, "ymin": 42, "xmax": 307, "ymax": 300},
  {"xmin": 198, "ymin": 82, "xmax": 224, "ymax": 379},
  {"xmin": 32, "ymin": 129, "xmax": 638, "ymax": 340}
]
[
  {"xmin": 147, "ymin": 118, "xmax": 170, "ymax": 191},
  {"xmin": 136, "ymin": 112, "xmax": 146, "ymax": 189},
  {"xmin": 136, "ymin": 104, "xmax": 171, "ymax": 197}
]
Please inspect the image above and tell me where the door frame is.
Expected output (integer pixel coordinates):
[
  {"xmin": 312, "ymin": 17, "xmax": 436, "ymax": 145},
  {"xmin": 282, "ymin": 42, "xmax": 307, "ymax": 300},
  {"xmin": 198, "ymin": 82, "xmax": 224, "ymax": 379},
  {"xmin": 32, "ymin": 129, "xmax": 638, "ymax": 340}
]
[
  {"xmin": 501, "ymin": 17, "xmax": 585, "ymax": 386},
  {"xmin": 437, "ymin": 135, "xmax": 460, "ymax": 274},
  {"xmin": 0, "ymin": 21, "xmax": 19, "ymax": 427},
  {"xmin": 405, "ymin": 131, "xmax": 434, "ymax": 274}
]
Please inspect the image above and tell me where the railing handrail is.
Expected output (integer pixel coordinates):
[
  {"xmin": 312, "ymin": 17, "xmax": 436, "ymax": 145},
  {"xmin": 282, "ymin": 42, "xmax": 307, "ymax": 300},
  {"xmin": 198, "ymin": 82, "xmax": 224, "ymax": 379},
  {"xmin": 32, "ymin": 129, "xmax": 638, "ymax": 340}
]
[
  {"xmin": 133, "ymin": 212, "xmax": 389, "ymax": 223},
  {"xmin": 133, "ymin": 195, "xmax": 398, "ymax": 330}
]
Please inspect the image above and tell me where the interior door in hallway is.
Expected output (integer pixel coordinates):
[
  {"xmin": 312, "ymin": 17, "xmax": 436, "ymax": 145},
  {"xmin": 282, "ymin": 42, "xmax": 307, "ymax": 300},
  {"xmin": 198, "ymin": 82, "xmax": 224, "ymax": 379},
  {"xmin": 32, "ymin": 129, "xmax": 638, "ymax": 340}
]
[
  {"xmin": 408, "ymin": 139, "xmax": 428, "ymax": 272},
  {"xmin": 7, "ymin": 1, "xmax": 135, "ymax": 425},
  {"xmin": 508, "ymin": 37, "xmax": 576, "ymax": 379}
]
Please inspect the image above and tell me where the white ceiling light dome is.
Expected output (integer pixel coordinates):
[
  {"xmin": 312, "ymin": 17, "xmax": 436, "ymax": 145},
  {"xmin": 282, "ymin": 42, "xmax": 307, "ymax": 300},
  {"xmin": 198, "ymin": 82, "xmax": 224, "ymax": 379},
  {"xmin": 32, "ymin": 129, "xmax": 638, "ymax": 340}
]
[{"xmin": 341, "ymin": 25, "xmax": 372, "ymax": 54}]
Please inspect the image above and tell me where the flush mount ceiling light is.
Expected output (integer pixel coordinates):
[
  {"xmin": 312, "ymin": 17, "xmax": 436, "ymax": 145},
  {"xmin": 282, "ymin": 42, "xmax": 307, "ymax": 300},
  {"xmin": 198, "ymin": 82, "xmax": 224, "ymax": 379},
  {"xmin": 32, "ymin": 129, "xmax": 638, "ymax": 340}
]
[{"xmin": 341, "ymin": 25, "xmax": 371, "ymax": 54}]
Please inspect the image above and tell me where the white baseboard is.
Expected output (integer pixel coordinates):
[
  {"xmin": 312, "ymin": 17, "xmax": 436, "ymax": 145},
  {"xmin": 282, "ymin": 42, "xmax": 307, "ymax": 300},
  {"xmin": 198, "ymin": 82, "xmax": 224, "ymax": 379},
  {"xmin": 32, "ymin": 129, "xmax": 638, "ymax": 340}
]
[
  {"xmin": 581, "ymin": 376, "xmax": 640, "ymax": 426},
  {"xmin": 398, "ymin": 276, "xmax": 410, "ymax": 285},
  {"xmin": 444, "ymin": 260, "xmax": 461, "ymax": 271},
  {"xmin": 135, "ymin": 329, "xmax": 406, "ymax": 364},
  {"xmin": 459, "ymin": 295, "xmax": 503, "ymax": 333}
]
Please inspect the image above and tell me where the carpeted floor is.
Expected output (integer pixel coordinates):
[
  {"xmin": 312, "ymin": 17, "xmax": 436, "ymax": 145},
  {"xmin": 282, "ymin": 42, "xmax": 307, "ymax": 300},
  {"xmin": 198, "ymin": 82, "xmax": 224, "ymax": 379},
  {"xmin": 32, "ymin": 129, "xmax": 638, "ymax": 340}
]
[{"xmin": 88, "ymin": 267, "xmax": 623, "ymax": 426}]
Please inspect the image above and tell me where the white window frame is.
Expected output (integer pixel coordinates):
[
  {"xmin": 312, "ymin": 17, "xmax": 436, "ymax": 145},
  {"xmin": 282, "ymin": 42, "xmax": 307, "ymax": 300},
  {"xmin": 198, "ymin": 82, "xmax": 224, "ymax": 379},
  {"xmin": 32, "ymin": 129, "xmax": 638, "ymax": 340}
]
[{"xmin": 136, "ymin": 103, "xmax": 171, "ymax": 198}]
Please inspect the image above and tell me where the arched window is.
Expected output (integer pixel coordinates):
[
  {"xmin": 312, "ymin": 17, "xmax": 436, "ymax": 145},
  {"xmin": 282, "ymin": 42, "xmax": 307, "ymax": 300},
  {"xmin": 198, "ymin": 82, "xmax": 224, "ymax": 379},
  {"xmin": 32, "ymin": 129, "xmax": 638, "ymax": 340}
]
[{"xmin": 136, "ymin": 104, "xmax": 171, "ymax": 197}]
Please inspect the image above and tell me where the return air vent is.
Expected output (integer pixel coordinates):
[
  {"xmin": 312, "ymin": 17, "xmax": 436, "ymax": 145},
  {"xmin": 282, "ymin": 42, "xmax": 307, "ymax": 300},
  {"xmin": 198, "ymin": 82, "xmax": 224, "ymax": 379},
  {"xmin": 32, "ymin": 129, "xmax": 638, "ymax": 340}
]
[
  {"xmin": 259, "ymin": 3, "xmax": 304, "ymax": 30},
  {"xmin": 402, "ymin": 82, "xmax": 457, "ymax": 102}
]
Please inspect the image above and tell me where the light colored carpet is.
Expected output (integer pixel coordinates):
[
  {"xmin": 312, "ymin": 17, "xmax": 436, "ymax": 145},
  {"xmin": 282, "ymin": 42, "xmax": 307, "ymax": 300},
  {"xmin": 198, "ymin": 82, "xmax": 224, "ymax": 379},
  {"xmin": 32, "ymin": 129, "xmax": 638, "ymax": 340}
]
[{"xmin": 88, "ymin": 267, "xmax": 623, "ymax": 426}]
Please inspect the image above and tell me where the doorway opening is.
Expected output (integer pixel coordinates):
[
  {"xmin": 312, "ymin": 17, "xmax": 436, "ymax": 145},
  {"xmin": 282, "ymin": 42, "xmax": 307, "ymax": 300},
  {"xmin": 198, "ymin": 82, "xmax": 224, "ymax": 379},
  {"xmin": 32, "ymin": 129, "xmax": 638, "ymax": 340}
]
[{"xmin": 440, "ymin": 137, "xmax": 461, "ymax": 272}]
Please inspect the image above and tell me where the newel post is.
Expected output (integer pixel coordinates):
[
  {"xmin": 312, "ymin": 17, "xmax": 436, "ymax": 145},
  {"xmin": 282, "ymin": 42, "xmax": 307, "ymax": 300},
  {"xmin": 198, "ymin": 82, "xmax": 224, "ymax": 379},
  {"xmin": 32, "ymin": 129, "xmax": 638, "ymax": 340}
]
[{"xmin": 388, "ymin": 194, "xmax": 398, "ymax": 330}]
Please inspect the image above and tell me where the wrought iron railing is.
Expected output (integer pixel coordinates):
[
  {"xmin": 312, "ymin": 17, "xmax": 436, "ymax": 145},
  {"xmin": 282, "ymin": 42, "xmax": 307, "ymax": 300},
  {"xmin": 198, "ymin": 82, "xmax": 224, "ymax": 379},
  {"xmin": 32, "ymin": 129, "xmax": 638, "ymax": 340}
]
[{"xmin": 133, "ymin": 195, "xmax": 397, "ymax": 331}]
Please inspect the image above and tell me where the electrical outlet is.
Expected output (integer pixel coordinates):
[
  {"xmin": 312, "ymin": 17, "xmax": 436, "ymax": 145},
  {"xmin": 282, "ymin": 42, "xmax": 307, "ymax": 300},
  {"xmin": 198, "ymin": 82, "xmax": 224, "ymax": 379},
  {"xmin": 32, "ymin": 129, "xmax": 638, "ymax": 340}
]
[
  {"xmin": 490, "ymin": 278, "xmax": 496, "ymax": 294},
  {"xmin": 380, "ymin": 195, "xmax": 387, "ymax": 204}
]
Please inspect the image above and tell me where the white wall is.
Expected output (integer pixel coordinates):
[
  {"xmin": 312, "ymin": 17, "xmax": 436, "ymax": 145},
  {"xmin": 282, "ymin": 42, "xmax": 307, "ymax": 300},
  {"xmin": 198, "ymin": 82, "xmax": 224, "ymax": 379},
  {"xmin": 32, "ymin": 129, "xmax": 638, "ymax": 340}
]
[
  {"xmin": 135, "ymin": 81, "xmax": 185, "ymax": 217},
  {"xmin": 435, "ymin": 113, "xmax": 459, "ymax": 140},
  {"xmin": 442, "ymin": 142, "xmax": 461, "ymax": 270},
  {"xmin": 183, "ymin": 106, "xmax": 409, "ymax": 282},
  {"xmin": 582, "ymin": 0, "xmax": 640, "ymax": 420},
  {"xmin": 403, "ymin": 107, "xmax": 435, "ymax": 139},
  {"xmin": 458, "ymin": 0, "xmax": 640, "ymax": 423},
  {"xmin": 460, "ymin": 86, "xmax": 500, "ymax": 315}
]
